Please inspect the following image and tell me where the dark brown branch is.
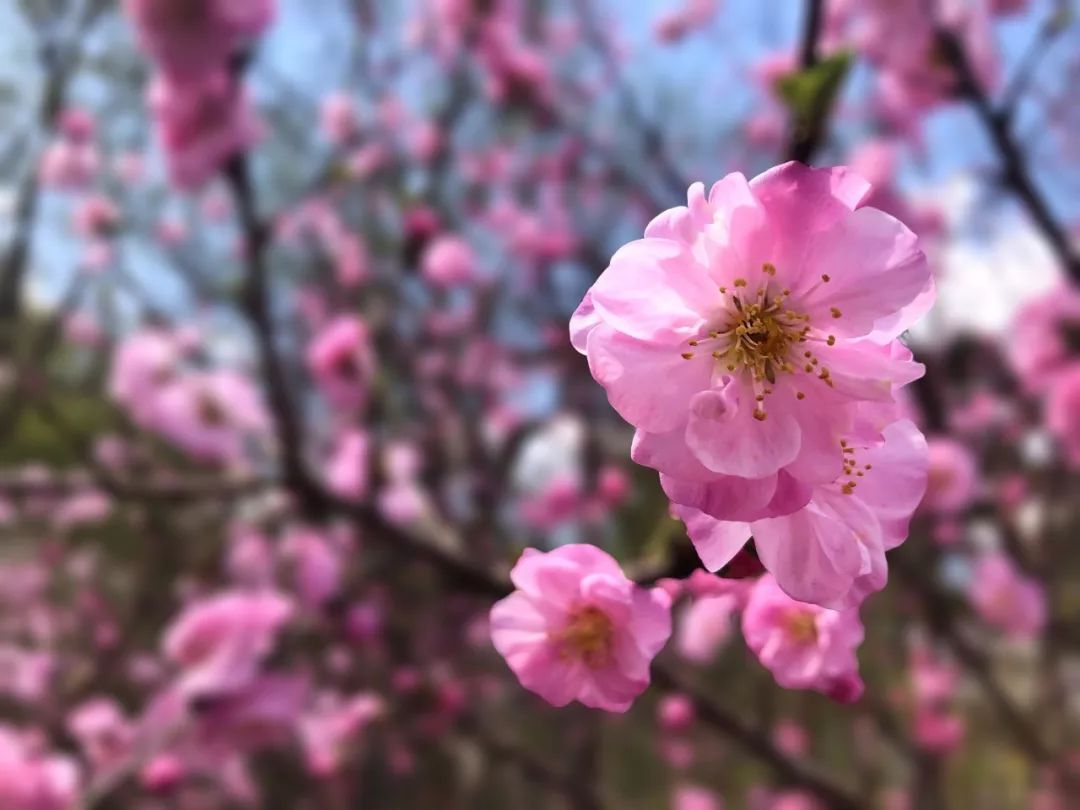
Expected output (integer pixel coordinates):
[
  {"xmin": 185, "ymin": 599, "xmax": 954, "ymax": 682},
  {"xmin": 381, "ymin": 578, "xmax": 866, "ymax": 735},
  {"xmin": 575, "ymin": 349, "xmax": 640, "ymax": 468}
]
[
  {"xmin": 653, "ymin": 663, "xmax": 864, "ymax": 810},
  {"xmin": 786, "ymin": 0, "xmax": 825, "ymax": 163}
]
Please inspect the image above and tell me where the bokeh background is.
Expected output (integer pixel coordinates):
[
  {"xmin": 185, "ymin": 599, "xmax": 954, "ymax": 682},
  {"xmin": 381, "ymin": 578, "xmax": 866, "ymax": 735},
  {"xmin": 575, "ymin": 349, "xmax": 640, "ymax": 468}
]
[{"xmin": 1, "ymin": 0, "xmax": 1080, "ymax": 808}]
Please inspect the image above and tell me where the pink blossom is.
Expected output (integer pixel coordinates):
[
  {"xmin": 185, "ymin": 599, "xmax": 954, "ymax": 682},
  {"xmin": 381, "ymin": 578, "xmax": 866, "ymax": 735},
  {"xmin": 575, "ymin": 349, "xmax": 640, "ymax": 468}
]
[
  {"xmin": 675, "ymin": 419, "xmax": 927, "ymax": 608},
  {"xmin": 421, "ymin": 234, "xmax": 478, "ymax": 287},
  {"xmin": 922, "ymin": 437, "xmax": 978, "ymax": 514},
  {"xmin": 572, "ymin": 164, "xmax": 931, "ymax": 589},
  {"xmin": 0, "ymin": 646, "xmax": 54, "ymax": 702},
  {"xmin": 657, "ymin": 694, "xmax": 696, "ymax": 733},
  {"xmin": 325, "ymin": 429, "xmax": 370, "ymax": 501},
  {"xmin": 39, "ymin": 140, "xmax": 99, "ymax": 189},
  {"xmin": 0, "ymin": 726, "xmax": 80, "ymax": 810},
  {"xmin": 152, "ymin": 370, "xmax": 269, "ymax": 464},
  {"xmin": 148, "ymin": 70, "xmax": 262, "ymax": 189},
  {"xmin": 654, "ymin": 0, "xmax": 720, "ymax": 43},
  {"xmin": 72, "ymin": 195, "xmax": 120, "ymax": 238},
  {"xmin": 489, "ymin": 545, "xmax": 672, "ymax": 712},
  {"xmin": 162, "ymin": 590, "xmax": 294, "ymax": 698},
  {"xmin": 299, "ymin": 692, "xmax": 382, "ymax": 776},
  {"xmin": 674, "ymin": 785, "xmax": 723, "ymax": 810},
  {"xmin": 741, "ymin": 574, "xmax": 865, "ymax": 702},
  {"xmin": 307, "ymin": 316, "xmax": 375, "ymax": 411},
  {"xmin": 67, "ymin": 698, "xmax": 133, "ymax": 771},
  {"xmin": 123, "ymin": 0, "xmax": 276, "ymax": 81},
  {"xmin": 969, "ymin": 552, "xmax": 1047, "ymax": 640},
  {"xmin": 1007, "ymin": 285, "xmax": 1080, "ymax": 392},
  {"xmin": 676, "ymin": 585, "xmax": 742, "ymax": 663},
  {"xmin": 282, "ymin": 527, "xmax": 342, "ymax": 609},
  {"xmin": 1046, "ymin": 364, "xmax": 1080, "ymax": 468},
  {"xmin": 319, "ymin": 93, "xmax": 359, "ymax": 145},
  {"xmin": 108, "ymin": 328, "xmax": 185, "ymax": 426}
]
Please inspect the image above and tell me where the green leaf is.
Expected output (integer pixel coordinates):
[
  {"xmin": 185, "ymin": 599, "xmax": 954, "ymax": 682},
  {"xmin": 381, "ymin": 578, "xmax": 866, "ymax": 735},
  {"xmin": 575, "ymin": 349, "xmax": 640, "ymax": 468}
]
[{"xmin": 775, "ymin": 51, "xmax": 853, "ymax": 136}]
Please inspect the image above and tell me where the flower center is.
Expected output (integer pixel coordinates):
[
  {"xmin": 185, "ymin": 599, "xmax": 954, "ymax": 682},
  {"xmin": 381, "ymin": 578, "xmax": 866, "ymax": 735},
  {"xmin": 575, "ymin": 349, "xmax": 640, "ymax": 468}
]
[
  {"xmin": 554, "ymin": 605, "xmax": 615, "ymax": 668},
  {"xmin": 679, "ymin": 266, "xmax": 840, "ymax": 421},
  {"xmin": 784, "ymin": 610, "xmax": 818, "ymax": 645},
  {"xmin": 197, "ymin": 393, "xmax": 227, "ymax": 427}
]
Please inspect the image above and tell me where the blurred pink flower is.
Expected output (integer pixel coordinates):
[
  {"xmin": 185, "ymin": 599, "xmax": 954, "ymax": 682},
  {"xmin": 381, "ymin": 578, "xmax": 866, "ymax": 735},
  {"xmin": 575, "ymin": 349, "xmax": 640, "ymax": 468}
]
[
  {"xmin": 325, "ymin": 429, "xmax": 370, "ymax": 501},
  {"xmin": 163, "ymin": 590, "xmax": 294, "ymax": 699},
  {"xmin": 148, "ymin": 70, "xmax": 262, "ymax": 189},
  {"xmin": 421, "ymin": 234, "xmax": 478, "ymax": 287},
  {"xmin": 654, "ymin": 0, "xmax": 720, "ymax": 43},
  {"xmin": 123, "ymin": 0, "xmax": 276, "ymax": 82},
  {"xmin": 1008, "ymin": 285, "xmax": 1080, "ymax": 393},
  {"xmin": 67, "ymin": 698, "xmax": 133, "ymax": 772},
  {"xmin": 969, "ymin": 552, "xmax": 1047, "ymax": 640},
  {"xmin": 657, "ymin": 694, "xmax": 696, "ymax": 734},
  {"xmin": 319, "ymin": 93, "xmax": 359, "ymax": 145},
  {"xmin": 1046, "ymin": 364, "xmax": 1080, "ymax": 468},
  {"xmin": 299, "ymin": 692, "xmax": 382, "ymax": 777},
  {"xmin": 153, "ymin": 370, "xmax": 269, "ymax": 464},
  {"xmin": 922, "ymin": 437, "xmax": 978, "ymax": 514},
  {"xmin": 0, "ymin": 725, "xmax": 80, "ymax": 810},
  {"xmin": 307, "ymin": 316, "xmax": 375, "ymax": 411},
  {"xmin": 489, "ymin": 544, "xmax": 672, "ymax": 712},
  {"xmin": 741, "ymin": 574, "xmax": 865, "ymax": 702}
]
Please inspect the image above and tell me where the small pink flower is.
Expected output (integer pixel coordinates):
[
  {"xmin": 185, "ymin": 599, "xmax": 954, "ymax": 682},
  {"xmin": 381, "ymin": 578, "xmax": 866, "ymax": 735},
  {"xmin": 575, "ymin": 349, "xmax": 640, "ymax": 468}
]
[
  {"xmin": 67, "ymin": 698, "xmax": 133, "ymax": 771},
  {"xmin": 969, "ymin": 552, "xmax": 1047, "ymax": 640},
  {"xmin": 162, "ymin": 590, "xmax": 294, "ymax": 698},
  {"xmin": 319, "ymin": 93, "xmax": 359, "ymax": 145},
  {"xmin": 123, "ymin": 0, "xmax": 276, "ymax": 82},
  {"xmin": 307, "ymin": 316, "xmax": 375, "ymax": 411},
  {"xmin": 421, "ymin": 234, "xmax": 478, "ymax": 287},
  {"xmin": 299, "ymin": 692, "xmax": 382, "ymax": 777},
  {"xmin": 922, "ymin": 437, "xmax": 978, "ymax": 513},
  {"xmin": 673, "ymin": 785, "xmax": 723, "ymax": 810},
  {"xmin": 657, "ymin": 694, "xmax": 696, "ymax": 733},
  {"xmin": 325, "ymin": 430, "xmax": 370, "ymax": 501},
  {"xmin": 490, "ymin": 545, "xmax": 672, "ymax": 712},
  {"xmin": 741, "ymin": 574, "xmax": 865, "ymax": 702},
  {"xmin": 0, "ymin": 726, "xmax": 80, "ymax": 810},
  {"xmin": 148, "ymin": 69, "xmax": 262, "ymax": 189},
  {"xmin": 153, "ymin": 370, "xmax": 269, "ymax": 464}
]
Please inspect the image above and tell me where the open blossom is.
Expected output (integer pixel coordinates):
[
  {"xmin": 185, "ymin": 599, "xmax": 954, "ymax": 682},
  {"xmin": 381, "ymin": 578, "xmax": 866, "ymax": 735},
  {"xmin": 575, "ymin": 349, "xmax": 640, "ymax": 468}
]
[
  {"xmin": 675, "ymin": 419, "xmax": 927, "ymax": 608},
  {"xmin": 969, "ymin": 553, "xmax": 1047, "ymax": 640},
  {"xmin": 572, "ymin": 165, "xmax": 931, "ymax": 585},
  {"xmin": 741, "ymin": 574, "xmax": 865, "ymax": 703},
  {"xmin": 163, "ymin": 590, "xmax": 294, "ymax": 699},
  {"xmin": 307, "ymin": 316, "xmax": 375, "ymax": 411},
  {"xmin": 489, "ymin": 545, "xmax": 672, "ymax": 712},
  {"xmin": 325, "ymin": 429, "xmax": 370, "ymax": 501}
]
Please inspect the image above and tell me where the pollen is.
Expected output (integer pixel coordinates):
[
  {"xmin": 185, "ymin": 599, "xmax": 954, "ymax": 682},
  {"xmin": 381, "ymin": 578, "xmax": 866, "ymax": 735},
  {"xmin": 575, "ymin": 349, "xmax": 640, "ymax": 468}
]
[
  {"xmin": 830, "ymin": 307, "xmax": 842, "ymax": 319},
  {"xmin": 554, "ymin": 606, "xmax": 615, "ymax": 669}
]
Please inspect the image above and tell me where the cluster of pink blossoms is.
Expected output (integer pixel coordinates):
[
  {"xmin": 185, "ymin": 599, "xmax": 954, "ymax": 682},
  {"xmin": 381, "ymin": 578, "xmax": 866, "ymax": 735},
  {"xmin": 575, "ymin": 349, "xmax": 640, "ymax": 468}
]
[
  {"xmin": 108, "ymin": 328, "xmax": 269, "ymax": 465},
  {"xmin": 573, "ymin": 162, "xmax": 933, "ymax": 609},
  {"xmin": 122, "ymin": 0, "xmax": 276, "ymax": 188}
]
